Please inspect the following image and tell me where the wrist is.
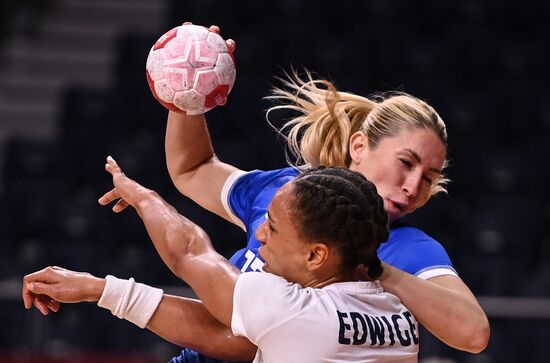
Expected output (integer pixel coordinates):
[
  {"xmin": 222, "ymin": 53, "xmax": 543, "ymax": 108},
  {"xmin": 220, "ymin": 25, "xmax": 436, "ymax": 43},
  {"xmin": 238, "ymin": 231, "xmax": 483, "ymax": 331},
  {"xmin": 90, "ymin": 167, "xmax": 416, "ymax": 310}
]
[
  {"xmin": 86, "ymin": 277, "xmax": 106, "ymax": 302},
  {"xmin": 97, "ymin": 275, "xmax": 164, "ymax": 329},
  {"xmin": 134, "ymin": 188, "xmax": 159, "ymax": 212}
]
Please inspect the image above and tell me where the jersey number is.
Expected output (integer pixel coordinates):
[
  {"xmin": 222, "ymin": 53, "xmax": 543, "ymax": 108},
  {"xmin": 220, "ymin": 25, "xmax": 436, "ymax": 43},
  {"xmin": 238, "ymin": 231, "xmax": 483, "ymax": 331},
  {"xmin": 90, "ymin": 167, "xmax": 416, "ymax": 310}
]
[{"xmin": 241, "ymin": 250, "xmax": 264, "ymax": 272}]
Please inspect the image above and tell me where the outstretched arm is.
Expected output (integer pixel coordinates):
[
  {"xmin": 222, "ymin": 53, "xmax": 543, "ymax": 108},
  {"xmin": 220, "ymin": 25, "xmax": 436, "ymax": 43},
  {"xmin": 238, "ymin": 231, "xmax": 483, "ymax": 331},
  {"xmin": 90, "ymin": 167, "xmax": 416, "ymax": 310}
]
[
  {"xmin": 149, "ymin": 294, "xmax": 256, "ymax": 360},
  {"xmin": 22, "ymin": 267, "xmax": 256, "ymax": 361},
  {"xmin": 99, "ymin": 156, "xmax": 239, "ymax": 326},
  {"xmin": 379, "ymin": 264, "xmax": 490, "ymax": 353}
]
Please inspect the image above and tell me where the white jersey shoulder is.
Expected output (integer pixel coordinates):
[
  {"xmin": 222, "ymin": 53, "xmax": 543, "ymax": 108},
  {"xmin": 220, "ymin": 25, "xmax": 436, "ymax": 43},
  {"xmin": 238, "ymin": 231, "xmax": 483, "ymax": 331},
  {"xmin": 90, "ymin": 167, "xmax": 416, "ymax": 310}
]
[{"xmin": 232, "ymin": 272, "xmax": 419, "ymax": 363}]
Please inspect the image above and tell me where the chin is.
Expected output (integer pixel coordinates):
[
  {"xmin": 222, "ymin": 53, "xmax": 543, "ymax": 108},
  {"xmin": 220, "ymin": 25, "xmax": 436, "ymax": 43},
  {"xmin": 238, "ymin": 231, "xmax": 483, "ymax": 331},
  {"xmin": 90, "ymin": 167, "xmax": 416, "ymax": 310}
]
[{"xmin": 387, "ymin": 212, "xmax": 400, "ymax": 223}]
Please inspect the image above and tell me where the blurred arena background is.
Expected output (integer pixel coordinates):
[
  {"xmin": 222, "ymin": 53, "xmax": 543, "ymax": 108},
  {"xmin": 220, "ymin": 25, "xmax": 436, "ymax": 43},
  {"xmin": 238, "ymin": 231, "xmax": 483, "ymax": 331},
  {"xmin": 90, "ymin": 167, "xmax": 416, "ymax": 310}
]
[{"xmin": 0, "ymin": 0, "xmax": 548, "ymax": 362}]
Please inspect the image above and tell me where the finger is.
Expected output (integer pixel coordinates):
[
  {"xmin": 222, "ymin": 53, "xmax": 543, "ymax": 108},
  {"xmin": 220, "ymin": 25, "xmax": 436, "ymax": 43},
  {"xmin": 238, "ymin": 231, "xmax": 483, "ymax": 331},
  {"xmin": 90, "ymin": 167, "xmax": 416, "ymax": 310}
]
[
  {"xmin": 33, "ymin": 297, "xmax": 50, "ymax": 316},
  {"xmin": 23, "ymin": 267, "xmax": 55, "ymax": 291},
  {"xmin": 24, "ymin": 266, "xmax": 53, "ymax": 281},
  {"xmin": 209, "ymin": 25, "xmax": 220, "ymax": 34},
  {"xmin": 112, "ymin": 199, "xmax": 129, "ymax": 213},
  {"xmin": 107, "ymin": 155, "xmax": 117, "ymax": 166},
  {"xmin": 23, "ymin": 266, "xmax": 63, "ymax": 309},
  {"xmin": 226, "ymin": 39, "xmax": 236, "ymax": 54},
  {"xmin": 22, "ymin": 287, "xmax": 34, "ymax": 309},
  {"xmin": 98, "ymin": 189, "xmax": 121, "ymax": 205},
  {"xmin": 105, "ymin": 156, "xmax": 121, "ymax": 174},
  {"xmin": 22, "ymin": 277, "xmax": 35, "ymax": 309},
  {"xmin": 46, "ymin": 299, "xmax": 61, "ymax": 312},
  {"xmin": 28, "ymin": 281, "xmax": 54, "ymax": 297}
]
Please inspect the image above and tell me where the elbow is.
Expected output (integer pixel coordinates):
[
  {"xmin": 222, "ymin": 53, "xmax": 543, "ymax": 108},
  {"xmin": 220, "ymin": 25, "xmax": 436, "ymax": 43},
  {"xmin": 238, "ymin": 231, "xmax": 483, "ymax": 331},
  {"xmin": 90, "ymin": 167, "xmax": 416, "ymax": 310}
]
[
  {"xmin": 167, "ymin": 169, "xmax": 194, "ymax": 197},
  {"xmin": 201, "ymin": 333, "xmax": 257, "ymax": 361},
  {"xmin": 168, "ymin": 156, "xmax": 216, "ymax": 197},
  {"xmin": 463, "ymin": 316, "xmax": 491, "ymax": 353},
  {"xmin": 160, "ymin": 221, "xmax": 192, "ymax": 276}
]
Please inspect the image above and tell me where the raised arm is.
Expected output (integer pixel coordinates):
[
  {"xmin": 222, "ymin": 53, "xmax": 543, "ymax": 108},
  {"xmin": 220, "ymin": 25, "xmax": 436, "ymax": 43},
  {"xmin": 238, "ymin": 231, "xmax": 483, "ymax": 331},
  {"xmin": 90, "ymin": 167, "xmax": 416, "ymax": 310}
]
[
  {"xmin": 379, "ymin": 264, "xmax": 490, "ymax": 353},
  {"xmin": 163, "ymin": 27, "xmax": 241, "ymax": 223},
  {"xmin": 22, "ymin": 267, "xmax": 256, "ymax": 361},
  {"xmin": 99, "ymin": 156, "xmax": 239, "ymax": 326},
  {"xmin": 165, "ymin": 111, "xmax": 240, "ymax": 222}
]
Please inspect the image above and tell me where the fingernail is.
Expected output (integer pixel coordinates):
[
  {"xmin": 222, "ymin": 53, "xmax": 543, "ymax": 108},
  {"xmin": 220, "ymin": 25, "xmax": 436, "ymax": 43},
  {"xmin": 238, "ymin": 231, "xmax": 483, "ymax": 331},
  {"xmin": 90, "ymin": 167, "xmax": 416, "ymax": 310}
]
[
  {"xmin": 107, "ymin": 155, "xmax": 113, "ymax": 162},
  {"xmin": 28, "ymin": 282, "xmax": 34, "ymax": 292}
]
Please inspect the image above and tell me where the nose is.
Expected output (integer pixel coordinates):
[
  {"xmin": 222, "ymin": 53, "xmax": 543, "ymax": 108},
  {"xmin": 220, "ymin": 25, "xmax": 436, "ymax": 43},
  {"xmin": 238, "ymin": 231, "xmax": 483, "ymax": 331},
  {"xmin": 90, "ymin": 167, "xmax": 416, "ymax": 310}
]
[
  {"xmin": 402, "ymin": 171, "xmax": 422, "ymax": 199},
  {"xmin": 255, "ymin": 220, "xmax": 267, "ymax": 244}
]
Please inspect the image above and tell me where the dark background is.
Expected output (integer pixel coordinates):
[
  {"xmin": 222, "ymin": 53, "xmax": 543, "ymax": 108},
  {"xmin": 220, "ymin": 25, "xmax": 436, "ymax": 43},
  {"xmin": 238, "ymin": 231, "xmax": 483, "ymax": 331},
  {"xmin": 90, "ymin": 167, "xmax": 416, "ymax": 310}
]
[{"xmin": 0, "ymin": 0, "xmax": 548, "ymax": 362}]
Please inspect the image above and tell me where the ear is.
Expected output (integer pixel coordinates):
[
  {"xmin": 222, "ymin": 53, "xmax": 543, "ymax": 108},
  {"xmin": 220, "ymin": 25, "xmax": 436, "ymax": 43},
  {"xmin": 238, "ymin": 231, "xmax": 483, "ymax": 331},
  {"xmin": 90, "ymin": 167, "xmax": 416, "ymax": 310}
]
[
  {"xmin": 305, "ymin": 243, "xmax": 330, "ymax": 272},
  {"xmin": 349, "ymin": 131, "xmax": 369, "ymax": 164}
]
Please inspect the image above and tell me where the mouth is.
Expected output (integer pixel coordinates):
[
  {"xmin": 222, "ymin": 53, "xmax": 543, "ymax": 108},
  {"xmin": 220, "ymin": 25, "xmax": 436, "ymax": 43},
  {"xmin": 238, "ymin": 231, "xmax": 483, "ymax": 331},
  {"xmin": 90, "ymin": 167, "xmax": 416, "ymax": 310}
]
[
  {"xmin": 392, "ymin": 200, "xmax": 406, "ymax": 212},
  {"xmin": 384, "ymin": 199, "xmax": 406, "ymax": 217},
  {"xmin": 258, "ymin": 247, "xmax": 268, "ymax": 270}
]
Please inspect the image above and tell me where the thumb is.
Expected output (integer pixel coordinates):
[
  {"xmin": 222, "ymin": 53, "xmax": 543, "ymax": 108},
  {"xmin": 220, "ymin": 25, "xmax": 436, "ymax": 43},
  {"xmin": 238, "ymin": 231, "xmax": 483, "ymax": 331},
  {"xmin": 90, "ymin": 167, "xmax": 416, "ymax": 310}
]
[{"xmin": 28, "ymin": 282, "xmax": 55, "ymax": 297}]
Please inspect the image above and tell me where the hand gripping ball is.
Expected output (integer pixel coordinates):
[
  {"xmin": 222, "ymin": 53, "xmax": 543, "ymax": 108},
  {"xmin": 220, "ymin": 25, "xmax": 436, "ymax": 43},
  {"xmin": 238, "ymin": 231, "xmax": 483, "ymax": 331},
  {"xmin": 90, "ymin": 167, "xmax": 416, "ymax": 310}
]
[{"xmin": 146, "ymin": 24, "xmax": 236, "ymax": 115}]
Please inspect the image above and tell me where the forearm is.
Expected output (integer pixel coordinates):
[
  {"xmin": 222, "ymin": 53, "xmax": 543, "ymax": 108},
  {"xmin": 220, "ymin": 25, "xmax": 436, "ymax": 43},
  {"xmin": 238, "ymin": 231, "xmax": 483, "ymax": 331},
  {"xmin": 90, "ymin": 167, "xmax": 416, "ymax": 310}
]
[
  {"xmin": 164, "ymin": 111, "xmax": 239, "ymax": 219},
  {"xmin": 165, "ymin": 111, "xmax": 215, "ymax": 188},
  {"xmin": 380, "ymin": 264, "xmax": 489, "ymax": 353},
  {"xmin": 134, "ymin": 192, "xmax": 239, "ymax": 326},
  {"xmin": 148, "ymin": 294, "xmax": 256, "ymax": 361},
  {"xmin": 133, "ymin": 190, "xmax": 208, "ymax": 276}
]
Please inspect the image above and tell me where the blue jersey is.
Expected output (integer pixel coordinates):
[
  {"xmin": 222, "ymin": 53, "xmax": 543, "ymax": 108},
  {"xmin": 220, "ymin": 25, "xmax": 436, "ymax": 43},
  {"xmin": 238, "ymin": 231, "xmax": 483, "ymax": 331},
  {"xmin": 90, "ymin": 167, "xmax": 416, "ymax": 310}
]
[
  {"xmin": 225, "ymin": 167, "xmax": 456, "ymax": 278},
  {"xmin": 170, "ymin": 167, "xmax": 455, "ymax": 363}
]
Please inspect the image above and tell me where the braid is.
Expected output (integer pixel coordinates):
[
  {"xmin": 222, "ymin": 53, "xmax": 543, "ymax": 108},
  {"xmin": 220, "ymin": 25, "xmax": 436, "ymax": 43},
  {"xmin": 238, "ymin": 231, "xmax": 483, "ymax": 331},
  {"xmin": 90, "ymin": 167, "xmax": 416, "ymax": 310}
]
[{"xmin": 292, "ymin": 167, "xmax": 389, "ymax": 279}]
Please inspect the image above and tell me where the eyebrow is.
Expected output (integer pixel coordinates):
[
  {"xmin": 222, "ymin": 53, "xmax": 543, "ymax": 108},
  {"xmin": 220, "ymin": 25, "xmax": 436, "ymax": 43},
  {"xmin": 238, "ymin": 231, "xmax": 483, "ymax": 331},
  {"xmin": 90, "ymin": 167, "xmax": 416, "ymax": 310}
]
[
  {"xmin": 403, "ymin": 148, "xmax": 442, "ymax": 174},
  {"xmin": 267, "ymin": 211, "xmax": 277, "ymax": 231}
]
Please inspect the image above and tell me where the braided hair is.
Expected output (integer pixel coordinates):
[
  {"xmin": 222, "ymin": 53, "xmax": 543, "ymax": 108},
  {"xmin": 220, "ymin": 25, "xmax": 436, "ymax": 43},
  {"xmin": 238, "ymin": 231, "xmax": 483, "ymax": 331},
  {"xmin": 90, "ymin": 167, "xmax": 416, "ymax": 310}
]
[{"xmin": 291, "ymin": 167, "xmax": 389, "ymax": 279}]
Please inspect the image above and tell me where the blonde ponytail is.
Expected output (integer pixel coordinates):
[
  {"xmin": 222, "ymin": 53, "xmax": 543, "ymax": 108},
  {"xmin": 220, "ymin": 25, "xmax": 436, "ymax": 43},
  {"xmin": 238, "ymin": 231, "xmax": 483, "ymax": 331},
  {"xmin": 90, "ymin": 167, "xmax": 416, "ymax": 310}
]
[{"xmin": 266, "ymin": 69, "xmax": 376, "ymax": 167}]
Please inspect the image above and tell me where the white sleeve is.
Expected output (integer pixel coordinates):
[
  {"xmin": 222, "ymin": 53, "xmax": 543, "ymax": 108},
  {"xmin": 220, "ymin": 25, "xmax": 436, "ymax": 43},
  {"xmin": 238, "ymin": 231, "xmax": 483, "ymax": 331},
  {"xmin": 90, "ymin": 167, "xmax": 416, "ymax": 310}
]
[
  {"xmin": 231, "ymin": 272, "xmax": 297, "ymax": 343},
  {"xmin": 416, "ymin": 266, "xmax": 458, "ymax": 280},
  {"xmin": 220, "ymin": 169, "xmax": 247, "ymax": 230}
]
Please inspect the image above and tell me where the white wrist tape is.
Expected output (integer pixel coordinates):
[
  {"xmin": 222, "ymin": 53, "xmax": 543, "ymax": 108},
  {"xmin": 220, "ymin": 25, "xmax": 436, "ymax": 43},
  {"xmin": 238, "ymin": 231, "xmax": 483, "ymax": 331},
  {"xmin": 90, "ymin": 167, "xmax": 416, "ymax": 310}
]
[{"xmin": 97, "ymin": 275, "xmax": 164, "ymax": 329}]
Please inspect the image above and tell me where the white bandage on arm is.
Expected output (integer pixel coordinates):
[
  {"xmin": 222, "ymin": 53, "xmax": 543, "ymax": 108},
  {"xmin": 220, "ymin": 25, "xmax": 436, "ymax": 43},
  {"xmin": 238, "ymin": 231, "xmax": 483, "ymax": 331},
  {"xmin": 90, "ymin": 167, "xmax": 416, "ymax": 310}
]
[{"xmin": 97, "ymin": 275, "xmax": 164, "ymax": 329}]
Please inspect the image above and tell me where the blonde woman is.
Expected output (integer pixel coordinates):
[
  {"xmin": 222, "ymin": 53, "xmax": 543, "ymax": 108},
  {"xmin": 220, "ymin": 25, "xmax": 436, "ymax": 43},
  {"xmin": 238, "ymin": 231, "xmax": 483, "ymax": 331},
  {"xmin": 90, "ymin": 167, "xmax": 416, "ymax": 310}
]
[{"xmin": 162, "ymin": 61, "xmax": 489, "ymax": 362}]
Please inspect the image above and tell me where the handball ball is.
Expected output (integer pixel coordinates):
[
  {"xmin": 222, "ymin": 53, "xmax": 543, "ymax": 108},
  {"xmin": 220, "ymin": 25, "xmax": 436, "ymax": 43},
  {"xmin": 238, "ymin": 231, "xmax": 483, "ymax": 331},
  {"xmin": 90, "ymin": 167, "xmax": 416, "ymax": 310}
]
[{"xmin": 146, "ymin": 24, "xmax": 236, "ymax": 115}]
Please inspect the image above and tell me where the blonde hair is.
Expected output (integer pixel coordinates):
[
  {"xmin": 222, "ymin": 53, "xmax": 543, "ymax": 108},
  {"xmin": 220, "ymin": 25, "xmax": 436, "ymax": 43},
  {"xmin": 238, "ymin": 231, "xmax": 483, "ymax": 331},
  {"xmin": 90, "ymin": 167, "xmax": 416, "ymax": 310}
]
[{"xmin": 266, "ymin": 69, "xmax": 449, "ymax": 196}]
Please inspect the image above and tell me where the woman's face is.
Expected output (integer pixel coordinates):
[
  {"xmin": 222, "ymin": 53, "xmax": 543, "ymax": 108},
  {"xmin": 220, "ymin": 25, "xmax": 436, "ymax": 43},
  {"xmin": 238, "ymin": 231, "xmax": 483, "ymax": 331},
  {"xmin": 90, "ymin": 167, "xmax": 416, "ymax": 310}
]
[
  {"xmin": 255, "ymin": 183, "xmax": 310, "ymax": 284},
  {"xmin": 349, "ymin": 127, "xmax": 446, "ymax": 223}
]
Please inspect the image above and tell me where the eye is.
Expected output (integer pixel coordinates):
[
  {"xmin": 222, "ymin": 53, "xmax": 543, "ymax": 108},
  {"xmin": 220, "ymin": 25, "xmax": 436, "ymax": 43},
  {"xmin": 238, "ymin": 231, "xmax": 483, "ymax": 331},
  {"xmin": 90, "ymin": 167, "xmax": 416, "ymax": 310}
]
[
  {"xmin": 399, "ymin": 159, "xmax": 412, "ymax": 168},
  {"xmin": 422, "ymin": 175, "xmax": 433, "ymax": 184}
]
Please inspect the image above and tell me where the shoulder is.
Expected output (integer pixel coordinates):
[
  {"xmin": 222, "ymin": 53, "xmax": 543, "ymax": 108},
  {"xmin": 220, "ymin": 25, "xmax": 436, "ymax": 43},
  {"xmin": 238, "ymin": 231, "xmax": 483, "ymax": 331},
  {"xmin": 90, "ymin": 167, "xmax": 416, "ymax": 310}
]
[
  {"xmin": 234, "ymin": 271, "xmax": 303, "ymax": 303},
  {"xmin": 379, "ymin": 222, "xmax": 457, "ymax": 278},
  {"xmin": 231, "ymin": 166, "xmax": 300, "ymax": 190},
  {"xmin": 223, "ymin": 167, "xmax": 300, "ymax": 229},
  {"xmin": 385, "ymin": 221, "xmax": 445, "ymax": 251},
  {"xmin": 231, "ymin": 272, "xmax": 310, "ymax": 341},
  {"xmin": 390, "ymin": 222, "xmax": 438, "ymax": 243},
  {"xmin": 225, "ymin": 166, "xmax": 299, "ymax": 205}
]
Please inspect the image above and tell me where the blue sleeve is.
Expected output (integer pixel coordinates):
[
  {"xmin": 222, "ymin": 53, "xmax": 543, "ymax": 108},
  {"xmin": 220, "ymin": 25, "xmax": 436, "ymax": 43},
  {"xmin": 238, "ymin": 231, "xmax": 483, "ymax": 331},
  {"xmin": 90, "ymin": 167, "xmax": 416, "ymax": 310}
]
[
  {"xmin": 228, "ymin": 167, "xmax": 299, "ymax": 232},
  {"xmin": 378, "ymin": 226, "xmax": 456, "ymax": 277},
  {"xmin": 169, "ymin": 348, "xmax": 227, "ymax": 363}
]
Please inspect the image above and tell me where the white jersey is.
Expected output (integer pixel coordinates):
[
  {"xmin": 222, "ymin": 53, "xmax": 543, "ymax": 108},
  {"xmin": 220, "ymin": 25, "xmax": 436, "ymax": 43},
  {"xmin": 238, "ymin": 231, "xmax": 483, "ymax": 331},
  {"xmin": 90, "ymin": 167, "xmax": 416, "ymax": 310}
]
[{"xmin": 231, "ymin": 272, "xmax": 419, "ymax": 363}]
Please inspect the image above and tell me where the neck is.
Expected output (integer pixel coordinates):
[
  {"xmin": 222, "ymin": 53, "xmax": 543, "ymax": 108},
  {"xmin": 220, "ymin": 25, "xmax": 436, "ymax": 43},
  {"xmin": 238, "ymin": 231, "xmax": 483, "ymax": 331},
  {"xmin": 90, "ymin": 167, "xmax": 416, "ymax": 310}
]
[{"xmin": 302, "ymin": 273, "xmax": 351, "ymax": 289}]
